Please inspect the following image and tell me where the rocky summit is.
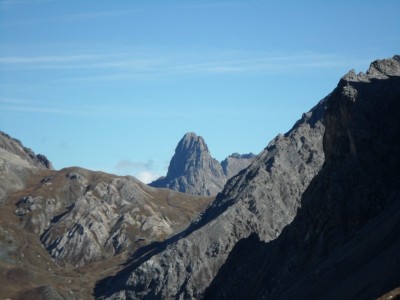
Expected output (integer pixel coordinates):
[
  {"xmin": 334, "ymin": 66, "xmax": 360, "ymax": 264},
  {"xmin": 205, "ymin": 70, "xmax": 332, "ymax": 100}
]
[
  {"xmin": 96, "ymin": 89, "xmax": 327, "ymax": 298},
  {"xmin": 204, "ymin": 55, "xmax": 400, "ymax": 299},
  {"xmin": 96, "ymin": 56, "xmax": 400, "ymax": 300},
  {"xmin": 150, "ymin": 132, "xmax": 255, "ymax": 196},
  {"xmin": 1, "ymin": 55, "xmax": 399, "ymax": 300}
]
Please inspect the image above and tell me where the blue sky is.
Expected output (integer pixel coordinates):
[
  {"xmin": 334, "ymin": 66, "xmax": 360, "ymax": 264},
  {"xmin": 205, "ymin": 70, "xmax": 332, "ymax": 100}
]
[{"xmin": 1, "ymin": 0, "xmax": 399, "ymax": 183}]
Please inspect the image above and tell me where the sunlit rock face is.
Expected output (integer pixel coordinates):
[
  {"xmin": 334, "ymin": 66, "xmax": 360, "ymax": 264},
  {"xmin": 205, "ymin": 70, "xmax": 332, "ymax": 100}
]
[
  {"xmin": 97, "ymin": 89, "xmax": 327, "ymax": 299},
  {"xmin": 204, "ymin": 55, "xmax": 400, "ymax": 300},
  {"xmin": 150, "ymin": 132, "xmax": 255, "ymax": 196}
]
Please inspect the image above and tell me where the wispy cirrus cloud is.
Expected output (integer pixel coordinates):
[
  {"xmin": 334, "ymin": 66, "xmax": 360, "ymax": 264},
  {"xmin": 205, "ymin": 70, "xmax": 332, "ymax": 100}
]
[
  {"xmin": 0, "ymin": 105, "xmax": 87, "ymax": 114},
  {"xmin": 178, "ymin": 2, "xmax": 241, "ymax": 9},
  {"xmin": 0, "ymin": 96, "xmax": 99, "ymax": 114},
  {"xmin": 0, "ymin": 0, "xmax": 59, "ymax": 6},
  {"xmin": 0, "ymin": 49, "xmax": 370, "ymax": 82},
  {"xmin": 0, "ymin": 96, "xmax": 33, "ymax": 104},
  {"xmin": 57, "ymin": 9, "xmax": 140, "ymax": 21},
  {"xmin": 0, "ymin": 8, "xmax": 139, "ymax": 27},
  {"xmin": 0, "ymin": 97, "xmax": 81, "ymax": 117},
  {"xmin": 0, "ymin": 97, "xmax": 190, "ymax": 118},
  {"xmin": 0, "ymin": 96, "xmax": 106, "ymax": 115},
  {"xmin": 0, "ymin": 54, "xmax": 110, "ymax": 64}
]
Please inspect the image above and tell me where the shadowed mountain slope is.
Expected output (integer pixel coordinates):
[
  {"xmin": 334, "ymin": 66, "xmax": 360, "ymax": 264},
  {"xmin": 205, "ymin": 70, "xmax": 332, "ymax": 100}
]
[
  {"xmin": 205, "ymin": 55, "xmax": 400, "ymax": 299},
  {"xmin": 3, "ymin": 55, "xmax": 398, "ymax": 300},
  {"xmin": 96, "ymin": 87, "xmax": 326, "ymax": 298}
]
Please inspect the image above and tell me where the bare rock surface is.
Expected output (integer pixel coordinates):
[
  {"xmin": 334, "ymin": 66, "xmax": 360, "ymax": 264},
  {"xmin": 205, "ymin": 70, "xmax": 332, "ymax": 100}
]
[
  {"xmin": 204, "ymin": 56, "xmax": 400, "ymax": 299},
  {"xmin": 3, "ymin": 56, "xmax": 398, "ymax": 300},
  {"xmin": 0, "ymin": 131, "xmax": 53, "ymax": 170},
  {"xmin": 150, "ymin": 132, "xmax": 255, "ymax": 196},
  {"xmin": 220, "ymin": 152, "xmax": 256, "ymax": 179},
  {"xmin": 96, "ymin": 94, "xmax": 326, "ymax": 299},
  {"xmin": 11, "ymin": 168, "xmax": 213, "ymax": 267},
  {"xmin": 0, "ymin": 130, "xmax": 214, "ymax": 299},
  {"xmin": 0, "ymin": 131, "xmax": 53, "ymax": 203}
]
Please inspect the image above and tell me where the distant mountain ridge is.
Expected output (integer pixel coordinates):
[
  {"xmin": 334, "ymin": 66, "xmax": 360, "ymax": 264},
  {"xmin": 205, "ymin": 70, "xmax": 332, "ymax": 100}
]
[
  {"xmin": 97, "ymin": 88, "xmax": 327, "ymax": 298},
  {"xmin": 0, "ymin": 130, "xmax": 214, "ymax": 299},
  {"xmin": 96, "ymin": 56, "xmax": 400, "ymax": 300},
  {"xmin": 221, "ymin": 152, "xmax": 255, "ymax": 179},
  {"xmin": 2, "ymin": 56, "xmax": 399, "ymax": 300},
  {"xmin": 150, "ymin": 132, "xmax": 255, "ymax": 196}
]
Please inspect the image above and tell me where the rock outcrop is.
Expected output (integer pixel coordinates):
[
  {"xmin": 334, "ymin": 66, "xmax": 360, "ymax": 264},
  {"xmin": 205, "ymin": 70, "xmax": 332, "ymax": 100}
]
[
  {"xmin": 0, "ymin": 131, "xmax": 214, "ymax": 299},
  {"xmin": 0, "ymin": 131, "xmax": 53, "ymax": 170},
  {"xmin": 3, "ymin": 56, "xmax": 399, "ymax": 300},
  {"xmin": 96, "ymin": 94, "xmax": 326, "ymax": 298},
  {"xmin": 220, "ymin": 152, "xmax": 256, "ymax": 179},
  {"xmin": 0, "ymin": 132, "xmax": 213, "ymax": 268},
  {"xmin": 150, "ymin": 132, "xmax": 255, "ymax": 196},
  {"xmin": 0, "ymin": 131, "xmax": 53, "ymax": 202},
  {"xmin": 204, "ymin": 55, "xmax": 400, "ymax": 299},
  {"xmin": 11, "ymin": 168, "xmax": 213, "ymax": 267}
]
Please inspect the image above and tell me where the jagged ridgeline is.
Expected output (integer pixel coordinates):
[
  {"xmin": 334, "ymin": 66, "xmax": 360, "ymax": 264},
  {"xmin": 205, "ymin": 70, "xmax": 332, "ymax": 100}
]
[
  {"xmin": 150, "ymin": 132, "xmax": 256, "ymax": 196},
  {"xmin": 0, "ymin": 132, "xmax": 214, "ymax": 298},
  {"xmin": 96, "ymin": 56, "xmax": 400, "ymax": 299},
  {"xmin": 205, "ymin": 55, "xmax": 400, "ymax": 299},
  {"xmin": 1, "ymin": 55, "xmax": 399, "ymax": 300}
]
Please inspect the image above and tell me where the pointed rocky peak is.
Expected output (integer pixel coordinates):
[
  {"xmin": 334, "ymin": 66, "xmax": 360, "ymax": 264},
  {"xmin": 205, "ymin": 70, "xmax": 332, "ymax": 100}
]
[
  {"xmin": 98, "ymin": 56, "xmax": 400, "ymax": 300},
  {"xmin": 96, "ymin": 90, "xmax": 327, "ymax": 299},
  {"xmin": 150, "ymin": 133, "xmax": 256, "ymax": 196},
  {"xmin": 150, "ymin": 132, "xmax": 225, "ymax": 196},
  {"xmin": 168, "ymin": 132, "xmax": 211, "ymax": 178},
  {"xmin": 179, "ymin": 132, "xmax": 208, "ymax": 152}
]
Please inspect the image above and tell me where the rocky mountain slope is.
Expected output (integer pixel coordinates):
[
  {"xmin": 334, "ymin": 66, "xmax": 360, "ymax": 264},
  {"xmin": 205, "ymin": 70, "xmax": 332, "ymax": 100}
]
[
  {"xmin": 150, "ymin": 132, "xmax": 255, "ymax": 196},
  {"xmin": 18, "ymin": 168, "xmax": 213, "ymax": 268},
  {"xmin": 3, "ymin": 55, "xmax": 398, "ymax": 300},
  {"xmin": 0, "ymin": 131, "xmax": 53, "ymax": 170},
  {"xmin": 0, "ymin": 131, "xmax": 52, "ymax": 202},
  {"xmin": 220, "ymin": 152, "xmax": 255, "ymax": 179},
  {"xmin": 204, "ymin": 55, "xmax": 400, "ymax": 299},
  {"xmin": 0, "ymin": 133, "xmax": 213, "ymax": 299},
  {"xmin": 96, "ymin": 92, "xmax": 326, "ymax": 297},
  {"xmin": 97, "ymin": 56, "xmax": 400, "ymax": 300}
]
